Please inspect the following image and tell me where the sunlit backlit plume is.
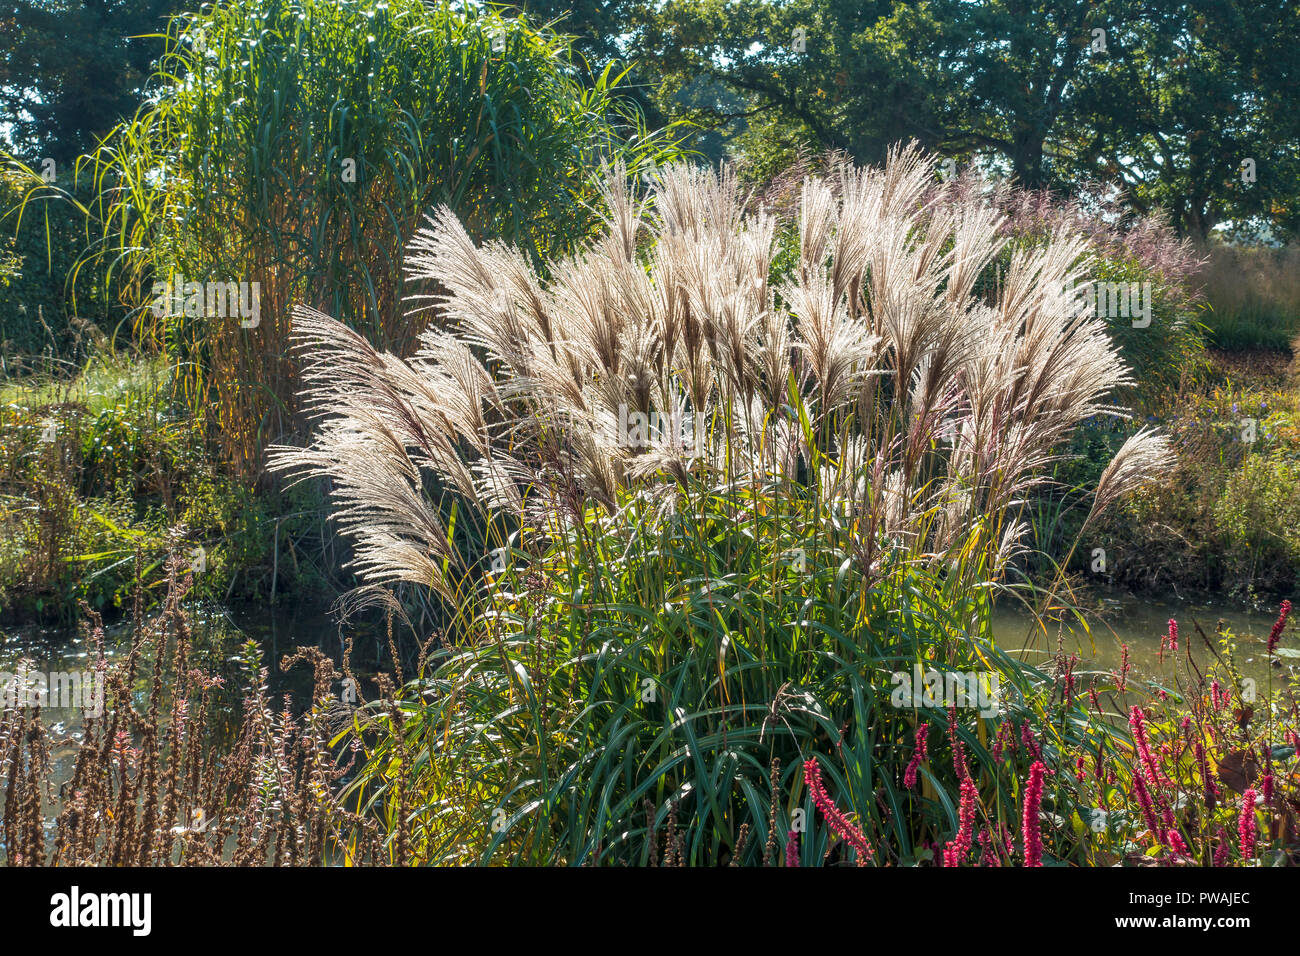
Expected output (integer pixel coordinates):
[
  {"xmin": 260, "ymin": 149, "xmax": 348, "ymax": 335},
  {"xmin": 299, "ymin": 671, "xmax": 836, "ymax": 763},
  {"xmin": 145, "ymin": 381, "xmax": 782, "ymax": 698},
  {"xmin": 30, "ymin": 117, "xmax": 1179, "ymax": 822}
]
[{"xmin": 270, "ymin": 144, "xmax": 1170, "ymax": 596}]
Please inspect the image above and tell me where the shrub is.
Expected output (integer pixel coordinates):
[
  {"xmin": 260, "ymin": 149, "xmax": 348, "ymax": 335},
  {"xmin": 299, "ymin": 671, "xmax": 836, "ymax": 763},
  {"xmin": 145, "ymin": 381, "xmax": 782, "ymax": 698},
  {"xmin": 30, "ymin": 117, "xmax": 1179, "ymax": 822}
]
[
  {"xmin": 1085, "ymin": 372, "xmax": 1300, "ymax": 599},
  {"xmin": 0, "ymin": 355, "xmax": 332, "ymax": 621},
  {"xmin": 1214, "ymin": 455, "xmax": 1300, "ymax": 596},
  {"xmin": 0, "ymin": 355, "xmax": 182, "ymax": 619}
]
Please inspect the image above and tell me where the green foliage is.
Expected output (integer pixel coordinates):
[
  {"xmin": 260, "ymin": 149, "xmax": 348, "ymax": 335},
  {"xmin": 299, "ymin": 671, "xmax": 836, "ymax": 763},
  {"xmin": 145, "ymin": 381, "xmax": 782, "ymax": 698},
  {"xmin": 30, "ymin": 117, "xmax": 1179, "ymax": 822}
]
[
  {"xmin": 0, "ymin": 167, "xmax": 127, "ymax": 366},
  {"xmin": 345, "ymin": 475, "xmax": 1084, "ymax": 865},
  {"xmin": 634, "ymin": 0, "xmax": 1300, "ymax": 240},
  {"xmin": 1088, "ymin": 252, "xmax": 1208, "ymax": 404},
  {"xmin": 1082, "ymin": 3, "xmax": 1300, "ymax": 242},
  {"xmin": 77, "ymin": 0, "xmax": 679, "ymax": 475},
  {"xmin": 0, "ymin": 0, "xmax": 187, "ymax": 164},
  {"xmin": 1086, "ymin": 370, "xmax": 1300, "ymax": 599},
  {"xmin": 1198, "ymin": 244, "xmax": 1300, "ymax": 352},
  {"xmin": 496, "ymin": 0, "xmax": 668, "ymax": 129},
  {"xmin": 1019, "ymin": 416, "xmax": 1132, "ymax": 577},
  {"xmin": 0, "ymin": 354, "xmax": 333, "ymax": 621},
  {"xmin": 1214, "ymin": 454, "xmax": 1300, "ymax": 596},
  {"xmin": 1205, "ymin": 306, "xmax": 1300, "ymax": 353}
]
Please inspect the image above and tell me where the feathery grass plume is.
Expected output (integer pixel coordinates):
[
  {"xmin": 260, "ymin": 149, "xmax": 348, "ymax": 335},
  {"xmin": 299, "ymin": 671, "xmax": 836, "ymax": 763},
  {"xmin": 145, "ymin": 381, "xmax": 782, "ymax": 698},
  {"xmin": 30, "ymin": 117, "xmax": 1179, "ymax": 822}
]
[
  {"xmin": 273, "ymin": 144, "xmax": 1168, "ymax": 599},
  {"xmin": 1087, "ymin": 426, "xmax": 1172, "ymax": 524}
]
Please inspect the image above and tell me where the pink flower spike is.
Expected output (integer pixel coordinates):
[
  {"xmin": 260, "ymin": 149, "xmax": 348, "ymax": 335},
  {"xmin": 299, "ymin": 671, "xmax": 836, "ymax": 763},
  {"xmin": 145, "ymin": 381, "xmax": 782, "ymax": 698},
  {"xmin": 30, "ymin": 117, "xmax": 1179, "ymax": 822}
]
[
  {"xmin": 903, "ymin": 723, "xmax": 929, "ymax": 790},
  {"xmin": 1129, "ymin": 706, "xmax": 1165, "ymax": 787},
  {"xmin": 1267, "ymin": 600, "xmax": 1292, "ymax": 656},
  {"xmin": 943, "ymin": 774, "xmax": 978, "ymax": 867},
  {"xmin": 1213, "ymin": 826, "xmax": 1230, "ymax": 867},
  {"xmin": 1022, "ymin": 761, "xmax": 1046, "ymax": 867},
  {"xmin": 1132, "ymin": 774, "xmax": 1162, "ymax": 843},
  {"xmin": 803, "ymin": 758, "xmax": 873, "ymax": 861},
  {"xmin": 1239, "ymin": 790, "xmax": 1259, "ymax": 861},
  {"xmin": 785, "ymin": 830, "xmax": 800, "ymax": 868}
]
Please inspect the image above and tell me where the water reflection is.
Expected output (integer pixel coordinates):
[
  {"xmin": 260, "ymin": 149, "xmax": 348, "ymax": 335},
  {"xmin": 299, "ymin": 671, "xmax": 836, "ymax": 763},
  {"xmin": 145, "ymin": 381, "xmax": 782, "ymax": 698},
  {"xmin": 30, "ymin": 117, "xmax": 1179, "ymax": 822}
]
[{"xmin": 992, "ymin": 591, "xmax": 1295, "ymax": 691}]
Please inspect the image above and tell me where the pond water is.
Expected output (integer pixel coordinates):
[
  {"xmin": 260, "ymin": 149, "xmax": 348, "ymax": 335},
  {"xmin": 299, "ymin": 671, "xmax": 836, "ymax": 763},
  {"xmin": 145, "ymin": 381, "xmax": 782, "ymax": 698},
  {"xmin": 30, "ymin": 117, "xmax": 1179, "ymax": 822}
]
[
  {"xmin": 0, "ymin": 600, "xmax": 357, "ymax": 789},
  {"xmin": 991, "ymin": 591, "xmax": 1294, "ymax": 693},
  {"xmin": 0, "ymin": 602, "xmax": 346, "ymax": 703}
]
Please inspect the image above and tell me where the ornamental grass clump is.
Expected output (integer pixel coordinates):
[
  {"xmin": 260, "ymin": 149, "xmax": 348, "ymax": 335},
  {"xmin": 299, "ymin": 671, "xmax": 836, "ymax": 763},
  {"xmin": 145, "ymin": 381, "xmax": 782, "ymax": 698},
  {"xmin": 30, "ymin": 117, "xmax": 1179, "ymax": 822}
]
[
  {"xmin": 273, "ymin": 145, "xmax": 1173, "ymax": 864},
  {"xmin": 275, "ymin": 143, "xmax": 1167, "ymax": 595}
]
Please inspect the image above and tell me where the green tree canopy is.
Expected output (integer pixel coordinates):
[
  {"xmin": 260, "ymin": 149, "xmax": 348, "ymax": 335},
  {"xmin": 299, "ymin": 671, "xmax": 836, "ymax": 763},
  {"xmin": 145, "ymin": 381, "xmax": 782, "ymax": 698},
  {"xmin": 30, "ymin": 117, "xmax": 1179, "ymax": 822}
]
[
  {"xmin": 630, "ymin": 0, "xmax": 1300, "ymax": 239},
  {"xmin": 1, "ymin": 1, "xmax": 186, "ymax": 164}
]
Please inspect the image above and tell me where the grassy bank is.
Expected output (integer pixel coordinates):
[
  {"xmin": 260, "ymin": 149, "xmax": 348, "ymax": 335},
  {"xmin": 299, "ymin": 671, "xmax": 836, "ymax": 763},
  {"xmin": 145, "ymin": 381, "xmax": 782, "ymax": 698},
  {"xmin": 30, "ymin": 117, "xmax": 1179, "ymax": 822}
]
[
  {"xmin": 0, "ymin": 352, "xmax": 336, "ymax": 622},
  {"xmin": 1030, "ymin": 338, "xmax": 1300, "ymax": 603}
]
